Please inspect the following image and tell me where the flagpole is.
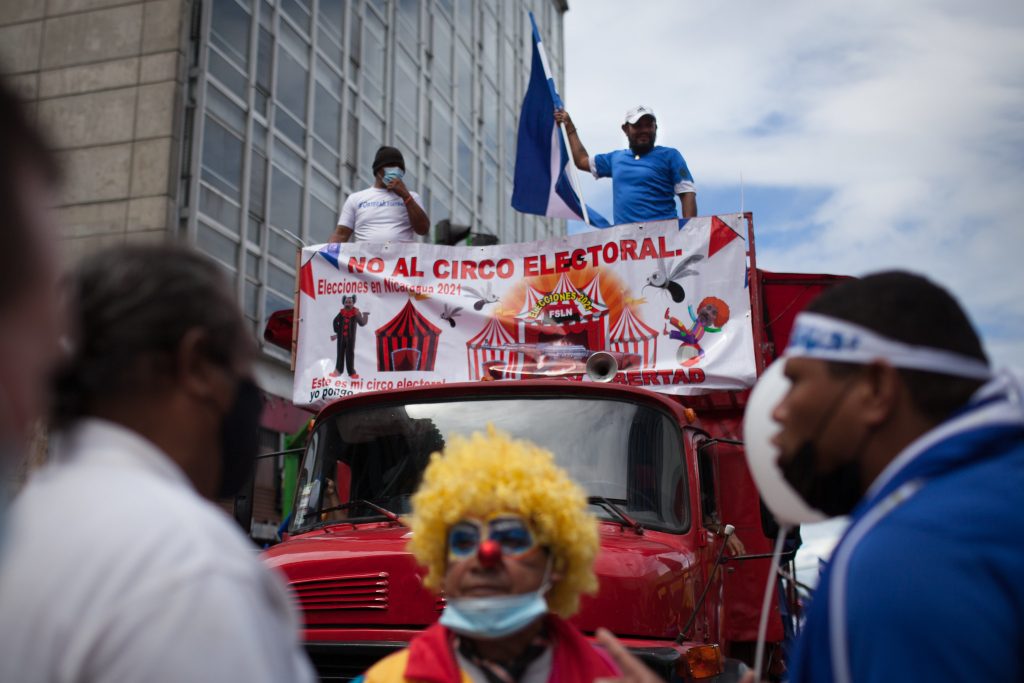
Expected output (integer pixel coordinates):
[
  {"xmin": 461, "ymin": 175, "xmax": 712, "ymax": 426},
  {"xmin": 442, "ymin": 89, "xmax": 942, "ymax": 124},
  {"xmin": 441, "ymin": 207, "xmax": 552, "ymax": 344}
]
[{"xmin": 531, "ymin": 12, "xmax": 592, "ymax": 227}]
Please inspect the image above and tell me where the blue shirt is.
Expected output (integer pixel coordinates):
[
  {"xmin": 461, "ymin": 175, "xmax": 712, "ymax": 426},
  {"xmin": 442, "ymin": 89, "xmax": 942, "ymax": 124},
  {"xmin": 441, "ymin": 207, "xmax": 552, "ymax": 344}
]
[
  {"xmin": 789, "ymin": 375, "xmax": 1024, "ymax": 683},
  {"xmin": 592, "ymin": 146, "xmax": 695, "ymax": 225}
]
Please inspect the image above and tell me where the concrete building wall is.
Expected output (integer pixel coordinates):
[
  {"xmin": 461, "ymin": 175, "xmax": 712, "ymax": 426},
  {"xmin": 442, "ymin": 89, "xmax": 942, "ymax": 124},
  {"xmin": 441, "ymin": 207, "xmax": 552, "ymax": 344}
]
[{"xmin": 0, "ymin": 0, "xmax": 191, "ymax": 266}]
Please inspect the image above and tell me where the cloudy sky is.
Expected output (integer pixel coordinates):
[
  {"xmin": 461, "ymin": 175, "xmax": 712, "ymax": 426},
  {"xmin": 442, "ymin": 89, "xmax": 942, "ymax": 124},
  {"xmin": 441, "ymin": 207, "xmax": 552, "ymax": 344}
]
[{"xmin": 558, "ymin": 0, "xmax": 1024, "ymax": 368}]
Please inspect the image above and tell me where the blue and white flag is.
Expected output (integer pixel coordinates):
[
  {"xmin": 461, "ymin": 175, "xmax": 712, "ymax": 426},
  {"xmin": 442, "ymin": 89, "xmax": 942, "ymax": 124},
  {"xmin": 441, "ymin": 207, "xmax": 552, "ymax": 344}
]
[{"xmin": 512, "ymin": 14, "xmax": 609, "ymax": 228}]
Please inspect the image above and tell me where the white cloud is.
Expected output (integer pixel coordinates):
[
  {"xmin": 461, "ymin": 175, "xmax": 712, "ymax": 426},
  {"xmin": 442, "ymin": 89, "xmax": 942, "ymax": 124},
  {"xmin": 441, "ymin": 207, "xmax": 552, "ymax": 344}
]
[{"xmin": 562, "ymin": 0, "xmax": 1024, "ymax": 367}]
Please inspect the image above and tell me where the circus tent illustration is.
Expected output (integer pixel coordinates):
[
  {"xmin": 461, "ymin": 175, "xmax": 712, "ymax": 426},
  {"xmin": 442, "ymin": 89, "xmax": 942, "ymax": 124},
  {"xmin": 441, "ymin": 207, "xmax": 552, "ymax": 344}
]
[
  {"xmin": 515, "ymin": 282, "xmax": 547, "ymax": 320},
  {"xmin": 609, "ymin": 305, "xmax": 659, "ymax": 367},
  {"xmin": 375, "ymin": 300, "xmax": 442, "ymax": 371},
  {"xmin": 507, "ymin": 272, "xmax": 610, "ymax": 352},
  {"xmin": 466, "ymin": 316, "xmax": 522, "ymax": 380},
  {"xmin": 580, "ymin": 272, "xmax": 609, "ymax": 319},
  {"xmin": 469, "ymin": 270, "xmax": 665, "ymax": 378}
]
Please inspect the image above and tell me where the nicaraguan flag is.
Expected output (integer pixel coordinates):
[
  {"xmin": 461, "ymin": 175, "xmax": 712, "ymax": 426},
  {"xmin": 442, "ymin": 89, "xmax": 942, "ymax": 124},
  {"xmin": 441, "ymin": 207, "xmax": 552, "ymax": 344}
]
[{"xmin": 511, "ymin": 14, "xmax": 609, "ymax": 227}]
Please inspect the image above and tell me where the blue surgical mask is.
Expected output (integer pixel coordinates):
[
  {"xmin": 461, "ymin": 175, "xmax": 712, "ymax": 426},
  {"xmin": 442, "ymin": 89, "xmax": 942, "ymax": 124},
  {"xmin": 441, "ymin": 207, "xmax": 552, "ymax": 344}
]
[
  {"xmin": 382, "ymin": 167, "xmax": 404, "ymax": 184},
  {"xmin": 439, "ymin": 583, "xmax": 549, "ymax": 640}
]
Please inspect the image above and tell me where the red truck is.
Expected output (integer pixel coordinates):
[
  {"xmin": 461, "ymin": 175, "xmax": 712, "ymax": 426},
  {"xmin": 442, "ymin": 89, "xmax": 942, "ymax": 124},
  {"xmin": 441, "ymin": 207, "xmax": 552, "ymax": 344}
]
[{"xmin": 262, "ymin": 221, "xmax": 844, "ymax": 681}]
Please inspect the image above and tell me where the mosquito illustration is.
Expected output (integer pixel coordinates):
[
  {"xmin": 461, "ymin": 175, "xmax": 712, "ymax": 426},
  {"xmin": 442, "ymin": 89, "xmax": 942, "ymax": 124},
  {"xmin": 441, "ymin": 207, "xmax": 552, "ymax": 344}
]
[
  {"xmin": 440, "ymin": 304, "xmax": 463, "ymax": 328},
  {"xmin": 462, "ymin": 283, "xmax": 501, "ymax": 310},
  {"xmin": 643, "ymin": 254, "xmax": 703, "ymax": 303}
]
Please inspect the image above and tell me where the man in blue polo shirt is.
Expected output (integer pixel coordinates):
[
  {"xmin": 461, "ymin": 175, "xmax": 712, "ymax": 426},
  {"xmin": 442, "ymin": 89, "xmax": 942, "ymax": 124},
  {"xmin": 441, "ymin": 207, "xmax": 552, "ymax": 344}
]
[{"xmin": 555, "ymin": 105, "xmax": 696, "ymax": 225}]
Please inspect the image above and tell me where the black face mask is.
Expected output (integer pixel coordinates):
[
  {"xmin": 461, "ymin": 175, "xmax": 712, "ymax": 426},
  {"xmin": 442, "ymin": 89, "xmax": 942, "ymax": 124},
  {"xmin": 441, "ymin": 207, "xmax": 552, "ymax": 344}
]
[
  {"xmin": 778, "ymin": 379, "xmax": 867, "ymax": 517},
  {"xmin": 780, "ymin": 440, "xmax": 864, "ymax": 517},
  {"xmin": 216, "ymin": 377, "xmax": 264, "ymax": 498}
]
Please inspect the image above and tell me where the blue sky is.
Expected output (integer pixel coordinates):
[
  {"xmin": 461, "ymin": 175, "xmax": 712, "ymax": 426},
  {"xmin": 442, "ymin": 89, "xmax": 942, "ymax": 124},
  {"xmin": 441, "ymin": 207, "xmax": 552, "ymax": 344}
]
[{"xmin": 559, "ymin": 0, "xmax": 1024, "ymax": 369}]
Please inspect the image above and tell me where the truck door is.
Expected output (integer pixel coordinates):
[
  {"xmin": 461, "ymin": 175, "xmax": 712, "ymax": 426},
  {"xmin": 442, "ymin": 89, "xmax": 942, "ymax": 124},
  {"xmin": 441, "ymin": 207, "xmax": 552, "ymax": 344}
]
[
  {"xmin": 691, "ymin": 434, "xmax": 725, "ymax": 644},
  {"xmin": 715, "ymin": 440, "xmax": 785, "ymax": 653}
]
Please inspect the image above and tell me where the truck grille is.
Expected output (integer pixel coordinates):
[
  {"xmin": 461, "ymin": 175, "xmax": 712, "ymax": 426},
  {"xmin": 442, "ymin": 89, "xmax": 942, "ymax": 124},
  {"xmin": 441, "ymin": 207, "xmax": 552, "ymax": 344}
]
[
  {"xmin": 306, "ymin": 642, "xmax": 406, "ymax": 682},
  {"xmin": 291, "ymin": 572, "xmax": 389, "ymax": 611}
]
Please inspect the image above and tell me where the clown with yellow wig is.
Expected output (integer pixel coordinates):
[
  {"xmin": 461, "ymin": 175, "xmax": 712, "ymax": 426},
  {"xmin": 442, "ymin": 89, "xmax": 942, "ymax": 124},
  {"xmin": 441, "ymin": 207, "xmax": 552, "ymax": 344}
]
[{"xmin": 354, "ymin": 427, "xmax": 643, "ymax": 682}]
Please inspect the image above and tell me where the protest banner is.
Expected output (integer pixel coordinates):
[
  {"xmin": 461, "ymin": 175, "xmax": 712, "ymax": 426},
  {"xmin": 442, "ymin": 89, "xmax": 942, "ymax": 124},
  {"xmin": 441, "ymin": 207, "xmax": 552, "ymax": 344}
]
[{"xmin": 293, "ymin": 214, "xmax": 755, "ymax": 407}]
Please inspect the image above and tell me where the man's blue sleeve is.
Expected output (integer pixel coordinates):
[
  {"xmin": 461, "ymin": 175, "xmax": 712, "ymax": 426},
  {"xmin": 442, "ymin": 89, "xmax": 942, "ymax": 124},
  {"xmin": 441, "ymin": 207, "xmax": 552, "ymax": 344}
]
[
  {"xmin": 593, "ymin": 152, "xmax": 612, "ymax": 179},
  {"xmin": 668, "ymin": 148, "xmax": 695, "ymax": 193},
  {"xmin": 844, "ymin": 519, "xmax": 1022, "ymax": 682}
]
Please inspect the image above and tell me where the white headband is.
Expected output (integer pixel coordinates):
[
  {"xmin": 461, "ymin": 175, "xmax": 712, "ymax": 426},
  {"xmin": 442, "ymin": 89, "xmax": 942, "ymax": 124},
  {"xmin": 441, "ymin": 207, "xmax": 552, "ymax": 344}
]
[{"xmin": 785, "ymin": 312, "xmax": 992, "ymax": 381}]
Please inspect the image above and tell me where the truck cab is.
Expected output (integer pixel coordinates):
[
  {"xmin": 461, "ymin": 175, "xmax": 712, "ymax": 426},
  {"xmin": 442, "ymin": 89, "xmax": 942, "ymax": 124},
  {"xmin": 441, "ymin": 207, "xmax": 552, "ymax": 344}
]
[{"xmin": 266, "ymin": 379, "xmax": 765, "ymax": 680}]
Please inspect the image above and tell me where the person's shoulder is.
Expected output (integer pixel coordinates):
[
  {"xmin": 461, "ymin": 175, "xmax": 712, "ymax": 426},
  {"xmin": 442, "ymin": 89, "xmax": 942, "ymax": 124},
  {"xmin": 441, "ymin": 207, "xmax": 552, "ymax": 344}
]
[
  {"xmin": 47, "ymin": 457, "xmax": 258, "ymax": 574},
  {"xmin": 841, "ymin": 461, "xmax": 1024, "ymax": 680},
  {"xmin": 593, "ymin": 148, "xmax": 623, "ymax": 163},
  {"xmin": 1, "ymin": 460, "xmax": 263, "ymax": 601},
  {"xmin": 904, "ymin": 439, "xmax": 1024, "ymax": 533},
  {"xmin": 845, "ymin": 461, "xmax": 1024, "ymax": 605},
  {"xmin": 340, "ymin": 189, "xmax": 361, "ymax": 213},
  {"xmin": 347, "ymin": 186, "xmax": 380, "ymax": 202},
  {"xmin": 595, "ymin": 149, "xmax": 630, "ymax": 171},
  {"xmin": 652, "ymin": 145, "xmax": 685, "ymax": 160}
]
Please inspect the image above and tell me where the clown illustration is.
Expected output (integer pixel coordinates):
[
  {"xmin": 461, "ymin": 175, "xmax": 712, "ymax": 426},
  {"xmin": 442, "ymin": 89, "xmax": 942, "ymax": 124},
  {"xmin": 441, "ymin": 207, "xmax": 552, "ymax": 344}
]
[
  {"xmin": 663, "ymin": 296, "xmax": 731, "ymax": 367},
  {"xmin": 331, "ymin": 294, "xmax": 369, "ymax": 379}
]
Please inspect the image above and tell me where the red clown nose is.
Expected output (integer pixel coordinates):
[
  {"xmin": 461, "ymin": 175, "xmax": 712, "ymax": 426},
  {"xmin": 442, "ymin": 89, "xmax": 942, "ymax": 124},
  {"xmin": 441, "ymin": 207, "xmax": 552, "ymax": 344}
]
[{"xmin": 477, "ymin": 539, "xmax": 502, "ymax": 567}]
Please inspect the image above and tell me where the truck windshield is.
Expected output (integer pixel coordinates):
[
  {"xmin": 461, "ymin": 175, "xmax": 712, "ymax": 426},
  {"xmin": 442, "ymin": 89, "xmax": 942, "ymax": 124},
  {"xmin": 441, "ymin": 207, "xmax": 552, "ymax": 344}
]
[{"xmin": 290, "ymin": 397, "xmax": 689, "ymax": 534}]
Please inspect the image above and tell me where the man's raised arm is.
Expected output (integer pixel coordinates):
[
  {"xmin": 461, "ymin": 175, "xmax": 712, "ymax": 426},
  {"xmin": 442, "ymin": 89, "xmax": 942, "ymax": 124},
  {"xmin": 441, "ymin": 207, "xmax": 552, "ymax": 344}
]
[{"xmin": 554, "ymin": 109, "xmax": 591, "ymax": 172}]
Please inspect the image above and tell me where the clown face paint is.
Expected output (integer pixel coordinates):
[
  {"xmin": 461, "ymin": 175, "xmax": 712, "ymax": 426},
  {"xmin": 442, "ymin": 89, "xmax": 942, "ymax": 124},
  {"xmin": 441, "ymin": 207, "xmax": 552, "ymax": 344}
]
[{"xmin": 447, "ymin": 514, "xmax": 538, "ymax": 564}]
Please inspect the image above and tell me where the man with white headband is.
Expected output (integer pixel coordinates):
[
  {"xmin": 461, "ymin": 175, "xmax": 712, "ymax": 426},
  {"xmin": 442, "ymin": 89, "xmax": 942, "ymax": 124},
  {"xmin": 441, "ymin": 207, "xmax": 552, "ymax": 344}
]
[{"xmin": 762, "ymin": 271, "xmax": 1024, "ymax": 682}]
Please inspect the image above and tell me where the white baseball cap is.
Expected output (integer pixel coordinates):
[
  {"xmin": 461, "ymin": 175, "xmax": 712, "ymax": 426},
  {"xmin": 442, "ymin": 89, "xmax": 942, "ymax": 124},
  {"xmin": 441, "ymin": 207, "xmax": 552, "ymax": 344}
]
[{"xmin": 623, "ymin": 105, "xmax": 656, "ymax": 125}]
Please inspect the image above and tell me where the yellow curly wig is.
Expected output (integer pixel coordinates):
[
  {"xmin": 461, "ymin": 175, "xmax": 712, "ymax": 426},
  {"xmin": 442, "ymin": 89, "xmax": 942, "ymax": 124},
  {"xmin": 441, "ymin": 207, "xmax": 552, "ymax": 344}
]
[{"xmin": 408, "ymin": 426, "xmax": 599, "ymax": 617}]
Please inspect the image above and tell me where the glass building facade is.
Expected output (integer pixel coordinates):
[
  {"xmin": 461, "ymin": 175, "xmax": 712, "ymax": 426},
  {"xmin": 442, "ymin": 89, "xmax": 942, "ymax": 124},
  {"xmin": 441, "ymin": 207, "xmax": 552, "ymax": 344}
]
[{"xmin": 180, "ymin": 0, "xmax": 568, "ymax": 360}]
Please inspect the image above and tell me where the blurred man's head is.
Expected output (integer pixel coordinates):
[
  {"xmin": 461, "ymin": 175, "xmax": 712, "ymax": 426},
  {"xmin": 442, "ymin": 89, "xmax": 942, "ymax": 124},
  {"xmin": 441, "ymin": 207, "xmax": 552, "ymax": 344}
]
[
  {"xmin": 0, "ymin": 76, "xmax": 61, "ymax": 454},
  {"xmin": 53, "ymin": 245, "xmax": 262, "ymax": 499},
  {"xmin": 771, "ymin": 271, "xmax": 989, "ymax": 515}
]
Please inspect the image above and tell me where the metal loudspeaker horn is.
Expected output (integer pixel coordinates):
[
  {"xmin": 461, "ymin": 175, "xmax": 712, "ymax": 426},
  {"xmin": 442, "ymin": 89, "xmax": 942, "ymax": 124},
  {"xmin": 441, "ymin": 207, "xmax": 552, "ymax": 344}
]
[{"xmin": 585, "ymin": 351, "xmax": 618, "ymax": 382}]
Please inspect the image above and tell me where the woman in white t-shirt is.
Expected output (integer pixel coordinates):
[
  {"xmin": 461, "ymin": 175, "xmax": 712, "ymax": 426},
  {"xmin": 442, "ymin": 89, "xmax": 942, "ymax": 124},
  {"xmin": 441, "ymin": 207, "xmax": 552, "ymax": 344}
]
[{"xmin": 329, "ymin": 145, "xmax": 430, "ymax": 243}]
